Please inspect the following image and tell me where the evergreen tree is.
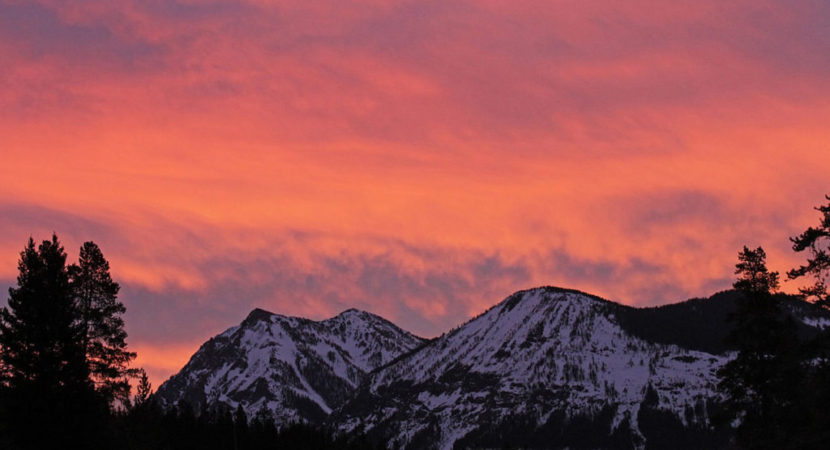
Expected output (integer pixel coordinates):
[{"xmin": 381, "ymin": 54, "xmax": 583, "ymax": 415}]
[
  {"xmin": 0, "ymin": 235, "xmax": 103, "ymax": 449},
  {"xmin": 133, "ymin": 368, "xmax": 152, "ymax": 407},
  {"xmin": 68, "ymin": 241, "xmax": 136, "ymax": 404},
  {"xmin": 234, "ymin": 404, "xmax": 248, "ymax": 450},
  {"xmin": 787, "ymin": 196, "xmax": 830, "ymax": 447},
  {"xmin": 733, "ymin": 246, "xmax": 780, "ymax": 295},
  {"xmin": 788, "ymin": 195, "xmax": 830, "ymax": 307},
  {"xmin": 718, "ymin": 246, "xmax": 800, "ymax": 449}
]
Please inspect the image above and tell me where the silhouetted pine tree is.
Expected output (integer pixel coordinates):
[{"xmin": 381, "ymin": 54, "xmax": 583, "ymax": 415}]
[
  {"xmin": 717, "ymin": 197, "xmax": 830, "ymax": 449},
  {"xmin": 233, "ymin": 404, "xmax": 248, "ymax": 450},
  {"xmin": 133, "ymin": 368, "xmax": 152, "ymax": 407},
  {"xmin": 787, "ymin": 195, "xmax": 830, "ymax": 447},
  {"xmin": 788, "ymin": 195, "xmax": 830, "ymax": 308},
  {"xmin": 250, "ymin": 406, "xmax": 279, "ymax": 448},
  {"xmin": 718, "ymin": 246, "xmax": 801, "ymax": 449},
  {"xmin": 69, "ymin": 241, "xmax": 137, "ymax": 405}
]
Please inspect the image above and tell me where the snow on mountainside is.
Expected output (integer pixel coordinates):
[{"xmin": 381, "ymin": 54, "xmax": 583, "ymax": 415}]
[
  {"xmin": 155, "ymin": 308, "xmax": 425, "ymax": 423},
  {"xmin": 333, "ymin": 287, "xmax": 827, "ymax": 450},
  {"xmin": 156, "ymin": 286, "xmax": 830, "ymax": 449}
]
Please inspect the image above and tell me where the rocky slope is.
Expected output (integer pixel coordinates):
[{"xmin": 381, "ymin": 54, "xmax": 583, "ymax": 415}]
[{"xmin": 155, "ymin": 308, "xmax": 425, "ymax": 424}]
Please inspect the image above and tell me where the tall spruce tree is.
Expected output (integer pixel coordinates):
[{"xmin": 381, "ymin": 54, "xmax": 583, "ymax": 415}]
[
  {"xmin": 787, "ymin": 196, "xmax": 830, "ymax": 447},
  {"xmin": 718, "ymin": 246, "xmax": 800, "ymax": 449},
  {"xmin": 69, "ymin": 241, "xmax": 136, "ymax": 404},
  {"xmin": 133, "ymin": 368, "xmax": 152, "ymax": 407},
  {"xmin": 0, "ymin": 235, "xmax": 102, "ymax": 449}
]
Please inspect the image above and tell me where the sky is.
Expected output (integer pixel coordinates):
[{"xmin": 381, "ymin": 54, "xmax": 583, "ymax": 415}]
[{"xmin": 1, "ymin": 0, "xmax": 829, "ymax": 388}]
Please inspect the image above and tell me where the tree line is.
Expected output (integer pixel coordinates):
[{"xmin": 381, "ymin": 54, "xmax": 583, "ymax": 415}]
[{"xmin": 115, "ymin": 396, "xmax": 377, "ymax": 450}]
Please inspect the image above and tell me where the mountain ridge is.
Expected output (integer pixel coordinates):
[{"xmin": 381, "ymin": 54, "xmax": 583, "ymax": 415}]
[
  {"xmin": 335, "ymin": 287, "xmax": 730, "ymax": 448},
  {"xmin": 155, "ymin": 306, "xmax": 426, "ymax": 423},
  {"xmin": 156, "ymin": 286, "xmax": 830, "ymax": 449}
]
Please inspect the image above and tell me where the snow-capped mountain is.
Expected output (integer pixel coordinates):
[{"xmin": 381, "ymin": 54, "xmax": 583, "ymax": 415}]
[
  {"xmin": 334, "ymin": 287, "xmax": 830, "ymax": 449},
  {"xmin": 155, "ymin": 308, "xmax": 425, "ymax": 423},
  {"xmin": 156, "ymin": 286, "xmax": 830, "ymax": 449},
  {"xmin": 334, "ymin": 287, "xmax": 732, "ymax": 449}
]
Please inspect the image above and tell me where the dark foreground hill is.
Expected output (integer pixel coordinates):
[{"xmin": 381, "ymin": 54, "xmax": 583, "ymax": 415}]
[{"xmin": 613, "ymin": 290, "xmax": 829, "ymax": 355}]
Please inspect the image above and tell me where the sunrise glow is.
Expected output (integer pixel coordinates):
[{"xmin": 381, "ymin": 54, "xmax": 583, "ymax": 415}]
[{"xmin": 2, "ymin": 0, "xmax": 829, "ymax": 387}]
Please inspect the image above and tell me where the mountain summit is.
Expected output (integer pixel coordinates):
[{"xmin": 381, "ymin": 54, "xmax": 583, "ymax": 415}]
[
  {"xmin": 335, "ymin": 287, "xmax": 737, "ymax": 448},
  {"xmin": 155, "ymin": 308, "xmax": 424, "ymax": 423}
]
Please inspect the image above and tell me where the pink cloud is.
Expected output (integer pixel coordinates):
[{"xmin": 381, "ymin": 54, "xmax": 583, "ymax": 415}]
[{"xmin": 2, "ymin": 0, "xmax": 829, "ymax": 384}]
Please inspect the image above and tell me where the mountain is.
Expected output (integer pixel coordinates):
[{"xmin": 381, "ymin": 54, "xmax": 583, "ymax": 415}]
[
  {"xmin": 333, "ymin": 287, "xmax": 830, "ymax": 449},
  {"xmin": 155, "ymin": 308, "xmax": 425, "ymax": 424},
  {"xmin": 156, "ymin": 286, "xmax": 830, "ymax": 449}
]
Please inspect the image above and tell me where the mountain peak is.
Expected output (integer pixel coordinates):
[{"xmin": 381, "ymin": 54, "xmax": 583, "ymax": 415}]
[
  {"xmin": 156, "ymin": 304, "xmax": 426, "ymax": 424},
  {"xmin": 340, "ymin": 287, "xmax": 730, "ymax": 449},
  {"xmin": 242, "ymin": 307, "xmax": 274, "ymax": 326},
  {"xmin": 501, "ymin": 285, "xmax": 611, "ymax": 309},
  {"xmin": 336, "ymin": 307, "xmax": 366, "ymax": 317},
  {"xmin": 331, "ymin": 307, "xmax": 395, "ymax": 322}
]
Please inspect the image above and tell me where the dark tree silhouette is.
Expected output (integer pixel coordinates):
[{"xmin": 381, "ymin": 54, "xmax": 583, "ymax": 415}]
[
  {"xmin": 733, "ymin": 246, "xmax": 780, "ymax": 295},
  {"xmin": 718, "ymin": 246, "xmax": 800, "ymax": 449},
  {"xmin": 69, "ymin": 241, "xmax": 136, "ymax": 404},
  {"xmin": 0, "ymin": 235, "xmax": 104, "ymax": 449},
  {"xmin": 133, "ymin": 368, "xmax": 152, "ymax": 407},
  {"xmin": 788, "ymin": 195, "xmax": 830, "ymax": 308},
  {"xmin": 786, "ymin": 195, "xmax": 830, "ymax": 447},
  {"xmin": 234, "ymin": 403, "xmax": 248, "ymax": 450}
]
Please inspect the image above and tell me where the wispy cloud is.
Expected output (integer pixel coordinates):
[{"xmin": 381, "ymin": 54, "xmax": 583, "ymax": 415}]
[{"xmin": 2, "ymin": 0, "xmax": 829, "ymax": 386}]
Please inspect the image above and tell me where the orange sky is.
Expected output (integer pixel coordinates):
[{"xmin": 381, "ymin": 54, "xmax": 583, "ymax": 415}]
[{"xmin": 2, "ymin": 0, "xmax": 829, "ymax": 388}]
